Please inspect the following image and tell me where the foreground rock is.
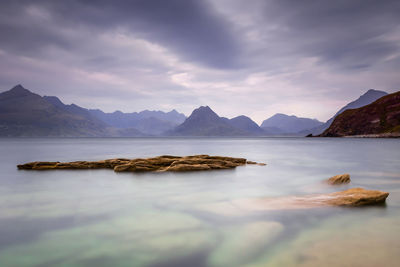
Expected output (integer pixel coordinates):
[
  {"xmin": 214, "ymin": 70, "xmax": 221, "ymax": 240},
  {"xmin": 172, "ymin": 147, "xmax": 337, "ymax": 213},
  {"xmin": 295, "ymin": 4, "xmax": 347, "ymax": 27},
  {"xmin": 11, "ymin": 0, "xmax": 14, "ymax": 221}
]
[
  {"xmin": 325, "ymin": 188, "xmax": 389, "ymax": 206},
  {"xmin": 200, "ymin": 188, "xmax": 389, "ymax": 216},
  {"xmin": 327, "ymin": 174, "xmax": 351, "ymax": 185},
  {"xmin": 18, "ymin": 155, "xmax": 265, "ymax": 173},
  {"xmin": 242, "ymin": 188, "xmax": 389, "ymax": 209}
]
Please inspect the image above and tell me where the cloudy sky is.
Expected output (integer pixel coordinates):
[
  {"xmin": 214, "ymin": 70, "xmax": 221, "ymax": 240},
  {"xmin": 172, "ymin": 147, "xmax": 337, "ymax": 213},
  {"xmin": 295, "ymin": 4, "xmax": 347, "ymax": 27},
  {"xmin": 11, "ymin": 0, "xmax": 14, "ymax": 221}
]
[{"xmin": 1, "ymin": 0, "xmax": 399, "ymax": 123}]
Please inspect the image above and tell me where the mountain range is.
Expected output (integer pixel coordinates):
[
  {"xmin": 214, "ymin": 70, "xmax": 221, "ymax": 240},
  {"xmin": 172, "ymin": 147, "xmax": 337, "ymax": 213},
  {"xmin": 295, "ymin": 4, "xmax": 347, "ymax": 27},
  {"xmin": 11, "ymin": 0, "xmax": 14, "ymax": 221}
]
[
  {"xmin": 88, "ymin": 109, "xmax": 185, "ymax": 135},
  {"xmin": 0, "ymin": 84, "xmax": 395, "ymax": 137},
  {"xmin": 0, "ymin": 85, "xmax": 110, "ymax": 137},
  {"xmin": 168, "ymin": 106, "xmax": 264, "ymax": 136},
  {"xmin": 0, "ymin": 85, "xmax": 184, "ymax": 137}
]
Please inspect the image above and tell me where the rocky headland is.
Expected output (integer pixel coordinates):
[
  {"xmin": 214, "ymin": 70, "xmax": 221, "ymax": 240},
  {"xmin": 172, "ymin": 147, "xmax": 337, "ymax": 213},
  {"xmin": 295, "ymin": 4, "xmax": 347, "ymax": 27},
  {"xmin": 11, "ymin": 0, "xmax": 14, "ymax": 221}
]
[{"xmin": 320, "ymin": 91, "xmax": 400, "ymax": 137}]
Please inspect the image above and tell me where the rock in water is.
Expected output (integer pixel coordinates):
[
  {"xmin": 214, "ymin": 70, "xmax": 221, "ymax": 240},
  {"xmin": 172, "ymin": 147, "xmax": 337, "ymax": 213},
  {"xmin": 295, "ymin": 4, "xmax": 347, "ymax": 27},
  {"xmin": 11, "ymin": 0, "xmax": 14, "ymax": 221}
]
[
  {"xmin": 327, "ymin": 174, "xmax": 351, "ymax": 185},
  {"xmin": 247, "ymin": 160, "xmax": 266, "ymax": 166},
  {"xmin": 326, "ymin": 188, "xmax": 389, "ymax": 206},
  {"xmin": 18, "ymin": 155, "xmax": 264, "ymax": 173},
  {"xmin": 201, "ymin": 188, "xmax": 390, "ymax": 215}
]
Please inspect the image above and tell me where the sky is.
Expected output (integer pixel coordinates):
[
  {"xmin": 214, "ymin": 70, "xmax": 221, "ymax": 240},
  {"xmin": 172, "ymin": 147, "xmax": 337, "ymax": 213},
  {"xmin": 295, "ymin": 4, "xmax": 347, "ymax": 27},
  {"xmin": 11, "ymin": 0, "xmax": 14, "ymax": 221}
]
[{"xmin": 0, "ymin": 0, "xmax": 399, "ymax": 123}]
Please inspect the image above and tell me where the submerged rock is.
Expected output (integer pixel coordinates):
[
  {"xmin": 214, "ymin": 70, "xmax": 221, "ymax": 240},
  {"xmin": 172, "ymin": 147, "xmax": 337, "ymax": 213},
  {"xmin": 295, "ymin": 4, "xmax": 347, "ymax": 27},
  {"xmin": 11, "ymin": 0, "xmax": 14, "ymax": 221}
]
[
  {"xmin": 244, "ymin": 187, "xmax": 389, "ymax": 209},
  {"xmin": 264, "ymin": 188, "xmax": 387, "ymax": 208},
  {"xmin": 247, "ymin": 160, "xmax": 267, "ymax": 166},
  {"xmin": 18, "ymin": 155, "xmax": 264, "ymax": 173},
  {"xmin": 208, "ymin": 221, "xmax": 283, "ymax": 267},
  {"xmin": 327, "ymin": 174, "xmax": 351, "ymax": 185},
  {"xmin": 200, "ymin": 188, "xmax": 389, "ymax": 216}
]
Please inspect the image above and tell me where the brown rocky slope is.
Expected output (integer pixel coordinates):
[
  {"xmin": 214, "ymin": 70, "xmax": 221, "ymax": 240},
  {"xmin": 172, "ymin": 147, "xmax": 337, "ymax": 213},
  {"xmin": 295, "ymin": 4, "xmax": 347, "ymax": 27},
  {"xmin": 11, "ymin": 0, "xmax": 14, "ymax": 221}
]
[{"xmin": 320, "ymin": 91, "xmax": 400, "ymax": 137}]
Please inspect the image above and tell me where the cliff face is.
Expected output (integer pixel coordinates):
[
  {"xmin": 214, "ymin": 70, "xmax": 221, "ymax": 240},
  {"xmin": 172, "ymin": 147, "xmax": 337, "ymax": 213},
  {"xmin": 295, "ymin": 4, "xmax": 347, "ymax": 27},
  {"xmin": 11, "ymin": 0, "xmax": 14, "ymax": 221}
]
[{"xmin": 320, "ymin": 91, "xmax": 400, "ymax": 137}]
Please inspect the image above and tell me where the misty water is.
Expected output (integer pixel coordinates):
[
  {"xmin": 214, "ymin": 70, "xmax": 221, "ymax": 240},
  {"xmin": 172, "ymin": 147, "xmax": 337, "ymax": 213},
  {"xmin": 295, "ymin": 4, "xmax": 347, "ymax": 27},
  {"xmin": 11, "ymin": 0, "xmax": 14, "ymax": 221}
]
[{"xmin": 0, "ymin": 137, "xmax": 399, "ymax": 267}]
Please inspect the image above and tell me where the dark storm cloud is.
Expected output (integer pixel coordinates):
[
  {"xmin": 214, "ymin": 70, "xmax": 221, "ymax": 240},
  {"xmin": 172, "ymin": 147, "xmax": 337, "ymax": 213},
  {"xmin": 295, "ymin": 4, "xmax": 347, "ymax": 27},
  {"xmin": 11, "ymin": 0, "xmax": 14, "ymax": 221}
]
[
  {"xmin": 0, "ymin": 0, "xmax": 399, "ymax": 122},
  {"xmin": 1, "ymin": 0, "xmax": 399, "ymax": 71},
  {"xmin": 0, "ymin": 0, "xmax": 241, "ymax": 69},
  {"xmin": 259, "ymin": 0, "xmax": 400, "ymax": 70},
  {"xmin": 0, "ymin": 2, "xmax": 73, "ymax": 54}
]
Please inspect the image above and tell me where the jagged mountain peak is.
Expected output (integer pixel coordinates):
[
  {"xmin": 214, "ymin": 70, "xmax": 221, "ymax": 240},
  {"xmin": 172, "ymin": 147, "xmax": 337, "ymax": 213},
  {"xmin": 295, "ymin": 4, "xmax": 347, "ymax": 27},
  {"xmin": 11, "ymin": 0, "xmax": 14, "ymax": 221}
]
[
  {"xmin": 187, "ymin": 106, "xmax": 219, "ymax": 120},
  {"xmin": 1, "ymin": 84, "xmax": 35, "ymax": 99},
  {"xmin": 169, "ymin": 106, "xmax": 249, "ymax": 136},
  {"xmin": 364, "ymin": 88, "xmax": 386, "ymax": 95}
]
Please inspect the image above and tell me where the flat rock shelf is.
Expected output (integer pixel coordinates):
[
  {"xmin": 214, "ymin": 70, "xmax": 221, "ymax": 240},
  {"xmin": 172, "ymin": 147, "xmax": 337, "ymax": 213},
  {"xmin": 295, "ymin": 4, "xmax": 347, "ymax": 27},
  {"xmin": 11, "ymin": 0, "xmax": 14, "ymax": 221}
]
[
  {"xmin": 17, "ymin": 155, "xmax": 266, "ymax": 172},
  {"xmin": 202, "ymin": 188, "xmax": 390, "ymax": 215}
]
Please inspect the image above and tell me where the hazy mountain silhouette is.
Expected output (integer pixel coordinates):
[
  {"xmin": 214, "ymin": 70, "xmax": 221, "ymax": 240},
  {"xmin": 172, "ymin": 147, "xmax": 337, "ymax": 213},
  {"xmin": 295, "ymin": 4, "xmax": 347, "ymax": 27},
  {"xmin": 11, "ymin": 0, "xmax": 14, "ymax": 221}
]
[
  {"xmin": 320, "ymin": 91, "xmax": 400, "ymax": 137},
  {"xmin": 307, "ymin": 89, "xmax": 388, "ymax": 135},
  {"xmin": 259, "ymin": 126, "xmax": 286, "ymax": 135},
  {"xmin": 1, "ymin": 85, "xmax": 393, "ymax": 137},
  {"xmin": 0, "ymin": 85, "xmax": 190, "ymax": 136},
  {"xmin": 43, "ymin": 95, "xmax": 146, "ymax": 136},
  {"xmin": 89, "ymin": 109, "xmax": 185, "ymax": 135},
  {"xmin": 261, "ymin": 113, "xmax": 323, "ymax": 134},
  {"xmin": 169, "ymin": 106, "xmax": 250, "ymax": 136},
  {"xmin": 44, "ymin": 95, "xmax": 102, "ymax": 122},
  {"xmin": 0, "ymin": 85, "xmax": 112, "ymax": 137},
  {"xmin": 228, "ymin": 115, "xmax": 265, "ymax": 135}
]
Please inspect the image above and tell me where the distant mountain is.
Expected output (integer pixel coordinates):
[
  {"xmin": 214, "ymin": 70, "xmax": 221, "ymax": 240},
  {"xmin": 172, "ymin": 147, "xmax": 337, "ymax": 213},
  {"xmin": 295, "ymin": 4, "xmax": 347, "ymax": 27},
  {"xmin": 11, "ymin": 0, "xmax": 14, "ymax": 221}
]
[
  {"xmin": 228, "ymin": 115, "xmax": 265, "ymax": 135},
  {"xmin": 320, "ymin": 91, "xmax": 400, "ymax": 137},
  {"xmin": 0, "ymin": 84, "xmax": 191, "ymax": 137},
  {"xmin": 0, "ymin": 85, "xmax": 112, "ymax": 137},
  {"xmin": 260, "ymin": 113, "xmax": 323, "ymax": 134},
  {"xmin": 139, "ymin": 109, "xmax": 186, "ymax": 124},
  {"xmin": 168, "ymin": 106, "xmax": 249, "ymax": 136},
  {"xmin": 88, "ymin": 109, "xmax": 186, "ymax": 135},
  {"xmin": 4, "ymin": 84, "xmax": 390, "ymax": 138},
  {"xmin": 260, "ymin": 126, "xmax": 286, "ymax": 135},
  {"xmin": 308, "ymin": 89, "xmax": 388, "ymax": 135},
  {"xmin": 43, "ymin": 95, "xmax": 102, "ymax": 122}
]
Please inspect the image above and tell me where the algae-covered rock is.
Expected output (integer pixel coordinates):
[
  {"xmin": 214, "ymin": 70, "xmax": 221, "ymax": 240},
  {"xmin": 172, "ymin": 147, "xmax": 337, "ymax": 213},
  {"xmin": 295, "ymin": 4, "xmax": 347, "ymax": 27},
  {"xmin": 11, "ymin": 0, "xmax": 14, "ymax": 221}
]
[{"xmin": 18, "ymin": 155, "xmax": 263, "ymax": 173}]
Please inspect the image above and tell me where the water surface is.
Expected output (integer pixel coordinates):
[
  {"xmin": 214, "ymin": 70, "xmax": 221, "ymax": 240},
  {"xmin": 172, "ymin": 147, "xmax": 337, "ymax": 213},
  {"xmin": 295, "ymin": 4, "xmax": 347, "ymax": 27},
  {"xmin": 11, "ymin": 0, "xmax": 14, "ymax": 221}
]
[{"xmin": 0, "ymin": 137, "xmax": 399, "ymax": 266}]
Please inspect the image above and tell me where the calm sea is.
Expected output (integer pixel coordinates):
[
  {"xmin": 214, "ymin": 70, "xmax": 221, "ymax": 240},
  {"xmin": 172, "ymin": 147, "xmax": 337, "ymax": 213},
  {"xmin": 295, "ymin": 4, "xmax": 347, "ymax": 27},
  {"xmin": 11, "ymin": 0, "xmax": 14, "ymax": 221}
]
[{"xmin": 0, "ymin": 137, "xmax": 399, "ymax": 267}]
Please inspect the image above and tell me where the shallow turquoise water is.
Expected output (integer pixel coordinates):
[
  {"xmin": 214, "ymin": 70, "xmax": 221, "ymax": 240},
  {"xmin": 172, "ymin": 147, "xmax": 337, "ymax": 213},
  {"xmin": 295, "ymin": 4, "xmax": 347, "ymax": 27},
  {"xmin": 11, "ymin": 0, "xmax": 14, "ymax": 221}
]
[{"xmin": 0, "ymin": 137, "xmax": 399, "ymax": 266}]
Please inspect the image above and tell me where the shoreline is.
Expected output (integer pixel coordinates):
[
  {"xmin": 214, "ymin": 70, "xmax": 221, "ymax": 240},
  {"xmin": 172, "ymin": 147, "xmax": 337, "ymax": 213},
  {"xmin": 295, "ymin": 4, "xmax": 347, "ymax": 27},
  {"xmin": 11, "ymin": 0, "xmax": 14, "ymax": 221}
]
[
  {"xmin": 343, "ymin": 133, "xmax": 400, "ymax": 138},
  {"xmin": 310, "ymin": 133, "xmax": 400, "ymax": 138}
]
